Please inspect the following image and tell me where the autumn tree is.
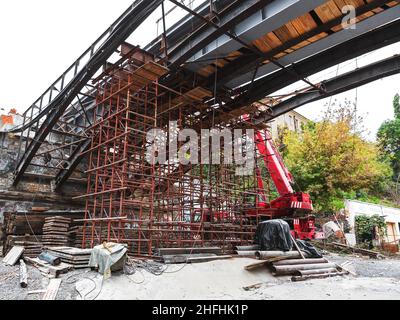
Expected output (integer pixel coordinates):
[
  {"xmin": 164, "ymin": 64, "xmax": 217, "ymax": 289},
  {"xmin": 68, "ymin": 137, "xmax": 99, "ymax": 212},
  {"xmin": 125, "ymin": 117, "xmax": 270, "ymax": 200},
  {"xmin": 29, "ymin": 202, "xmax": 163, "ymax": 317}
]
[{"xmin": 280, "ymin": 103, "xmax": 393, "ymax": 212}]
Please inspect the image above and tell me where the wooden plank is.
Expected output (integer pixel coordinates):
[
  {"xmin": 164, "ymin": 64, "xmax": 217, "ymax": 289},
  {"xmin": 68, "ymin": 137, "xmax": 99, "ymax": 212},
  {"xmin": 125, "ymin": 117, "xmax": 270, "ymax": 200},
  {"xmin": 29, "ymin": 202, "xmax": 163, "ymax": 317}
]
[
  {"xmin": 42, "ymin": 279, "xmax": 62, "ymax": 300},
  {"xmin": 291, "ymin": 235, "xmax": 306, "ymax": 260},
  {"xmin": 291, "ymin": 13, "xmax": 318, "ymax": 34},
  {"xmin": 31, "ymin": 207, "xmax": 50, "ymax": 212},
  {"xmin": 273, "ymin": 23, "xmax": 300, "ymax": 43},
  {"xmin": 314, "ymin": 1, "xmax": 342, "ymax": 23},
  {"xmin": 244, "ymin": 256, "xmax": 292, "ymax": 271},
  {"xmin": 3, "ymin": 246, "xmax": 25, "ymax": 266}
]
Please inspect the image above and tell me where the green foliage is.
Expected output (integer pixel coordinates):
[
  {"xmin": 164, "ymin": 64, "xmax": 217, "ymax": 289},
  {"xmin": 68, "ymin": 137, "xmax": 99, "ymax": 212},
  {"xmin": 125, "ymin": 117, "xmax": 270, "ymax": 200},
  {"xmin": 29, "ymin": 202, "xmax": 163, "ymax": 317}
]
[
  {"xmin": 355, "ymin": 215, "xmax": 387, "ymax": 246},
  {"xmin": 281, "ymin": 103, "xmax": 393, "ymax": 213},
  {"xmin": 377, "ymin": 94, "xmax": 400, "ymax": 180}
]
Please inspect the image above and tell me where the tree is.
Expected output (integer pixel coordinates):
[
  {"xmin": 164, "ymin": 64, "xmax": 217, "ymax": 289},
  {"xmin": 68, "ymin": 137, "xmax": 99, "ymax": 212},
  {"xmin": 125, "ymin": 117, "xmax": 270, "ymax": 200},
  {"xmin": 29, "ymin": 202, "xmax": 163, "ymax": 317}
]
[
  {"xmin": 281, "ymin": 103, "xmax": 393, "ymax": 212},
  {"xmin": 377, "ymin": 94, "xmax": 400, "ymax": 180}
]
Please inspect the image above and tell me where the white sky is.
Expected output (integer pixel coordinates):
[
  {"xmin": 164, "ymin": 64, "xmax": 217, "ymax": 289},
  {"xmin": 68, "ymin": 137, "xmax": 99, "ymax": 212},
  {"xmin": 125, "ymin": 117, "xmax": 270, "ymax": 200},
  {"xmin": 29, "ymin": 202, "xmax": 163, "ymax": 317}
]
[{"xmin": 0, "ymin": 0, "xmax": 398, "ymax": 141}]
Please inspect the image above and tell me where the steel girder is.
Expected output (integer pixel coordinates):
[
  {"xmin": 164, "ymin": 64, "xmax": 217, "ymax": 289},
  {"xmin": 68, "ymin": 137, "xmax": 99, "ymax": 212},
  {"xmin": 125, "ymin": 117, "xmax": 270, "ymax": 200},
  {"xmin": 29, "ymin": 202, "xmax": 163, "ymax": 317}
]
[
  {"xmin": 221, "ymin": 18, "xmax": 400, "ymax": 114},
  {"xmin": 253, "ymin": 54, "xmax": 400, "ymax": 124},
  {"xmin": 12, "ymin": 0, "xmax": 163, "ymax": 187},
  {"xmin": 209, "ymin": 0, "xmax": 396, "ymax": 88},
  {"xmin": 225, "ymin": 3, "xmax": 400, "ymax": 89}
]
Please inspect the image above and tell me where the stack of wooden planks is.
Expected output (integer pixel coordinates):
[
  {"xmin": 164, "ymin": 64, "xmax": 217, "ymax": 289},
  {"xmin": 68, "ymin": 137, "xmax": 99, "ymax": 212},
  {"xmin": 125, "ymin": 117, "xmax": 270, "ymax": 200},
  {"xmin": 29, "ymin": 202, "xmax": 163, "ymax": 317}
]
[
  {"xmin": 2, "ymin": 210, "xmax": 85, "ymax": 253},
  {"xmin": 46, "ymin": 247, "xmax": 92, "ymax": 269},
  {"xmin": 42, "ymin": 217, "xmax": 71, "ymax": 247},
  {"xmin": 3, "ymin": 235, "xmax": 42, "ymax": 256},
  {"xmin": 14, "ymin": 241, "xmax": 43, "ymax": 258}
]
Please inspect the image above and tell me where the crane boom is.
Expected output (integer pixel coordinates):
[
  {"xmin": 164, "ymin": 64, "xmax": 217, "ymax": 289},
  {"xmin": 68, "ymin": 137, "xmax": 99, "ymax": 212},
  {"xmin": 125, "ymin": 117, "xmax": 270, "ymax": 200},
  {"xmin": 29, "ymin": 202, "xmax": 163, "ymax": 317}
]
[{"xmin": 254, "ymin": 130, "xmax": 294, "ymax": 196}]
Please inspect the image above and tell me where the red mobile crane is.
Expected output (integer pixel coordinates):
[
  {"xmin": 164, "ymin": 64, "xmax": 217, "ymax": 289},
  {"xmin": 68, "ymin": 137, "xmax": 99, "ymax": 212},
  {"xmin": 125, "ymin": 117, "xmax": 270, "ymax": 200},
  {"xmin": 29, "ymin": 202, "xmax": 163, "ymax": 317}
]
[{"xmin": 243, "ymin": 127, "xmax": 318, "ymax": 240}]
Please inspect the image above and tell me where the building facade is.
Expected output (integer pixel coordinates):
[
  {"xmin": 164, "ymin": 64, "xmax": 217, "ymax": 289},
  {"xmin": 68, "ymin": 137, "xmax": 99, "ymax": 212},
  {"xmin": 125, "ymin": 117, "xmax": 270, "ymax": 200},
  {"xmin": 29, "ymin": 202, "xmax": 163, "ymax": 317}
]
[
  {"xmin": 345, "ymin": 199, "xmax": 400, "ymax": 246},
  {"xmin": 269, "ymin": 110, "xmax": 311, "ymax": 140}
]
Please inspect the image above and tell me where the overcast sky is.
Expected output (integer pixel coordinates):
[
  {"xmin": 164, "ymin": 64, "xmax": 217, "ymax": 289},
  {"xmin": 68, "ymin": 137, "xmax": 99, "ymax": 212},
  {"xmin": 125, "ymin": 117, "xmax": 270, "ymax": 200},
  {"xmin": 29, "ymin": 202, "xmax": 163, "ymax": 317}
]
[{"xmin": 0, "ymin": 0, "xmax": 398, "ymax": 141}]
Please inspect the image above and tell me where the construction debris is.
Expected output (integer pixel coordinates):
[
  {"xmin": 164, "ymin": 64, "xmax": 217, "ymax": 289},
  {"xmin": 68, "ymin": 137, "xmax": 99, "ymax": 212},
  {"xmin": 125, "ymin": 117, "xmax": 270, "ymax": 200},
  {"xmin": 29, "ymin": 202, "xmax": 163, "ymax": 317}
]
[
  {"xmin": 38, "ymin": 252, "xmax": 61, "ymax": 266},
  {"xmin": 19, "ymin": 259, "xmax": 28, "ymax": 288},
  {"xmin": 329, "ymin": 242, "xmax": 386, "ymax": 259},
  {"xmin": 46, "ymin": 247, "xmax": 92, "ymax": 269},
  {"xmin": 244, "ymin": 256, "xmax": 292, "ymax": 271},
  {"xmin": 42, "ymin": 279, "xmax": 62, "ymax": 300},
  {"xmin": 2, "ymin": 246, "xmax": 24, "ymax": 266},
  {"xmin": 14, "ymin": 241, "xmax": 43, "ymax": 258},
  {"xmin": 268, "ymin": 256, "xmax": 349, "ymax": 281},
  {"xmin": 24, "ymin": 257, "xmax": 71, "ymax": 278}
]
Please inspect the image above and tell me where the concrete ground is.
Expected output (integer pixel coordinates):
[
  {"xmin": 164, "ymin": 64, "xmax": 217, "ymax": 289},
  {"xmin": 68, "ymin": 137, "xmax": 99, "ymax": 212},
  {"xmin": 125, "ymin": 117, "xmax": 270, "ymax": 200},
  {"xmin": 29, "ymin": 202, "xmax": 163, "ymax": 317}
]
[{"xmin": 2, "ymin": 253, "xmax": 400, "ymax": 300}]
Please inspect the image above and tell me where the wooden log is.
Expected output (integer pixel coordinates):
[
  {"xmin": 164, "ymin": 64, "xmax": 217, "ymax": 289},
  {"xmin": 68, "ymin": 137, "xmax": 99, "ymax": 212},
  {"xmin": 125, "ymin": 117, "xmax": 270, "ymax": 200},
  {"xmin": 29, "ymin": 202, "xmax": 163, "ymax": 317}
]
[
  {"xmin": 19, "ymin": 259, "xmax": 28, "ymax": 288},
  {"xmin": 291, "ymin": 235, "xmax": 306, "ymax": 260}
]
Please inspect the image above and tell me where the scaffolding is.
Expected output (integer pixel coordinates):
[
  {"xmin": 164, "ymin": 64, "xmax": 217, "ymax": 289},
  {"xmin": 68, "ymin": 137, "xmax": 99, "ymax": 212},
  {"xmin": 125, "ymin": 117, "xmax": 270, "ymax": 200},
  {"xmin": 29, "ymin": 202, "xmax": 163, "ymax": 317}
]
[{"xmin": 79, "ymin": 46, "xmax": 273, "ymax": 257}]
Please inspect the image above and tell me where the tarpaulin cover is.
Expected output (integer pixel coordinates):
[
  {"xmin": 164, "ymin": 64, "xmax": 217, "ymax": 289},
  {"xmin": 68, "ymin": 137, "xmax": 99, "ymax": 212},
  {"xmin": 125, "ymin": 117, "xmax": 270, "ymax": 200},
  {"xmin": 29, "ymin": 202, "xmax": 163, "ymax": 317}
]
[
  {"xmin": 254, "ymin": 220, "xmax": 293, "ymax": 251},
  {"xmin": 89, "ymin": 243, "xmax": 128, "ymax": 279},
  {"xmin": 296, "ymin": 240, "xmax": 323, "ymax": 258}
]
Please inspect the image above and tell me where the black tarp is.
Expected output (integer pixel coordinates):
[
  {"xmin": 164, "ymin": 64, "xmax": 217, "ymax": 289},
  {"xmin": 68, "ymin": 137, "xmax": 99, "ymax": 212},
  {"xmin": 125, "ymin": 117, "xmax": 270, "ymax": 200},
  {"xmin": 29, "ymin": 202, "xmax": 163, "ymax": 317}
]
[
  {"xmin": 254, "ymin": 219, "xmax": 293, "ymax": 251},
  {"xmin": 296, "ymin": 240, "xmax": 323, "ymax": 258}
]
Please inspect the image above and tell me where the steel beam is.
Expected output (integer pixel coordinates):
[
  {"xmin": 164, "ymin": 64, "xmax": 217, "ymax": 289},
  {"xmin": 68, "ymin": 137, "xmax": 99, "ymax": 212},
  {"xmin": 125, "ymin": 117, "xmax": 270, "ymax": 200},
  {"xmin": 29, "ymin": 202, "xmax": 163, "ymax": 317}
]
[
  {"xmin": 210, "ymin": 0, "xmax": 395, "ymax": 88},
  {"xmin": 253, "ymin": 54, "xmax": 400, "ymax": 124},
  {"xmin": 54, "ymin": 139, "xmax": 91, "ymax": 191},
  {"xmin": 166, "ymin": 0, "xmax": 275, "ymax": 69},
  {"xmin": 221, "ymin": 18, "xmax": 400, "ymax": 113},
  {"xmin": 185, "ymin": 0, "xmax": 327, "ymax": 72},
  {"xmin": 12, "ymin": 0, "xmax": 163, "ymax": 187},
  {"xmin": 226, "ymin": 4, "xmax": 400, "ymax": 88}
]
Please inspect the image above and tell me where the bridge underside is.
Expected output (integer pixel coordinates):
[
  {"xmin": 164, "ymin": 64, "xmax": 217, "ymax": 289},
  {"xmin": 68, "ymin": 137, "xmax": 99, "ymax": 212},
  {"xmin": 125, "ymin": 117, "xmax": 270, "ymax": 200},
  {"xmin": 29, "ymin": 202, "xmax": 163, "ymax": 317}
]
[{"xmin": 9, "ymin": 0, "xmax": 400, "ymax": 254}]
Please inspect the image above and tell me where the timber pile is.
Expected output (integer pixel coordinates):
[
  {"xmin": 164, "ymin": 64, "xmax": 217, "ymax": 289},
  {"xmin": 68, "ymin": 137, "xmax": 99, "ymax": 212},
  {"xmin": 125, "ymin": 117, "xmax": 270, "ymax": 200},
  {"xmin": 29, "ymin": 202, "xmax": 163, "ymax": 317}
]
[
  {"xmin": 14, "ymin": 241, "xmax": 43, "ymax": 258},
  {"xmin": 3, "ymin": 235, "xmax": 42, "ymax": 256},
  {"xmin": 2, "ymin": 210, "xmax": 85, "ymax": 254},
  {"xmin": 42, "ymin": 217, "xmax": 71, "ymax": 247},
  {"xmin": 46, "ymin": 247, "xmax": 92, "ymax": 269},
  {"xmin": 3, "ymin": 212, "xmax": 44, "ymax": 236}
]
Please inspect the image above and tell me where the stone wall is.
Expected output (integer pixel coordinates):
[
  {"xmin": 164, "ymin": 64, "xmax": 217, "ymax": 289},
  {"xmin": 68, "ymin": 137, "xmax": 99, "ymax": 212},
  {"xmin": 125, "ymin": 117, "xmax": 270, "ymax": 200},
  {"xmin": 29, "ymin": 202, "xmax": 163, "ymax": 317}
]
[{"xmin": 0, "ymin": 132, "xmax": 86, "ymax": 222}]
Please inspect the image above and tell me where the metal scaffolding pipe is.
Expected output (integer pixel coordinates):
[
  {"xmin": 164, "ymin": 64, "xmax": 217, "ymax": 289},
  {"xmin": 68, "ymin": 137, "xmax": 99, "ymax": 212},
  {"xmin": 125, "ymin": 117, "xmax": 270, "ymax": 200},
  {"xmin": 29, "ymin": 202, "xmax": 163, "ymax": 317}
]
[
  {"xmin": 297, "ymin": 268, "xmax": 338, "ymax": 276},
  {"xmin": 234, "ymin": 245, "xmax": 260, "ymax": 251},
  {"xmin": 256, "ymin": 251, "xmax": 301, "ymax": 260},
  {"xmin": 235, "ymin": 250, "xmax": 257, "ymax": 256},
  {"xmin": 272, "ymin": 263, "xmax": 337, "ymax": 275},
  {"xmin": 273, "ymin": 258, "xmax": 328, "ymax": 266}
]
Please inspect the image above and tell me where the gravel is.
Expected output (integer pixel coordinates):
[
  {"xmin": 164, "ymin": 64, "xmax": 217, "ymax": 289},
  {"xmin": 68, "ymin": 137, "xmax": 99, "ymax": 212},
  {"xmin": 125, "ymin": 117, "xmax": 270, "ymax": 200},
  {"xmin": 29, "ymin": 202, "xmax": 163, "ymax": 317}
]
[
  {"xmin": 327, "ymin": 252, "xmax": 400, "ymax": 279},
  {"xmin": 0, "ymin": 263, "xmax": 47, "ymax": 300}
]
